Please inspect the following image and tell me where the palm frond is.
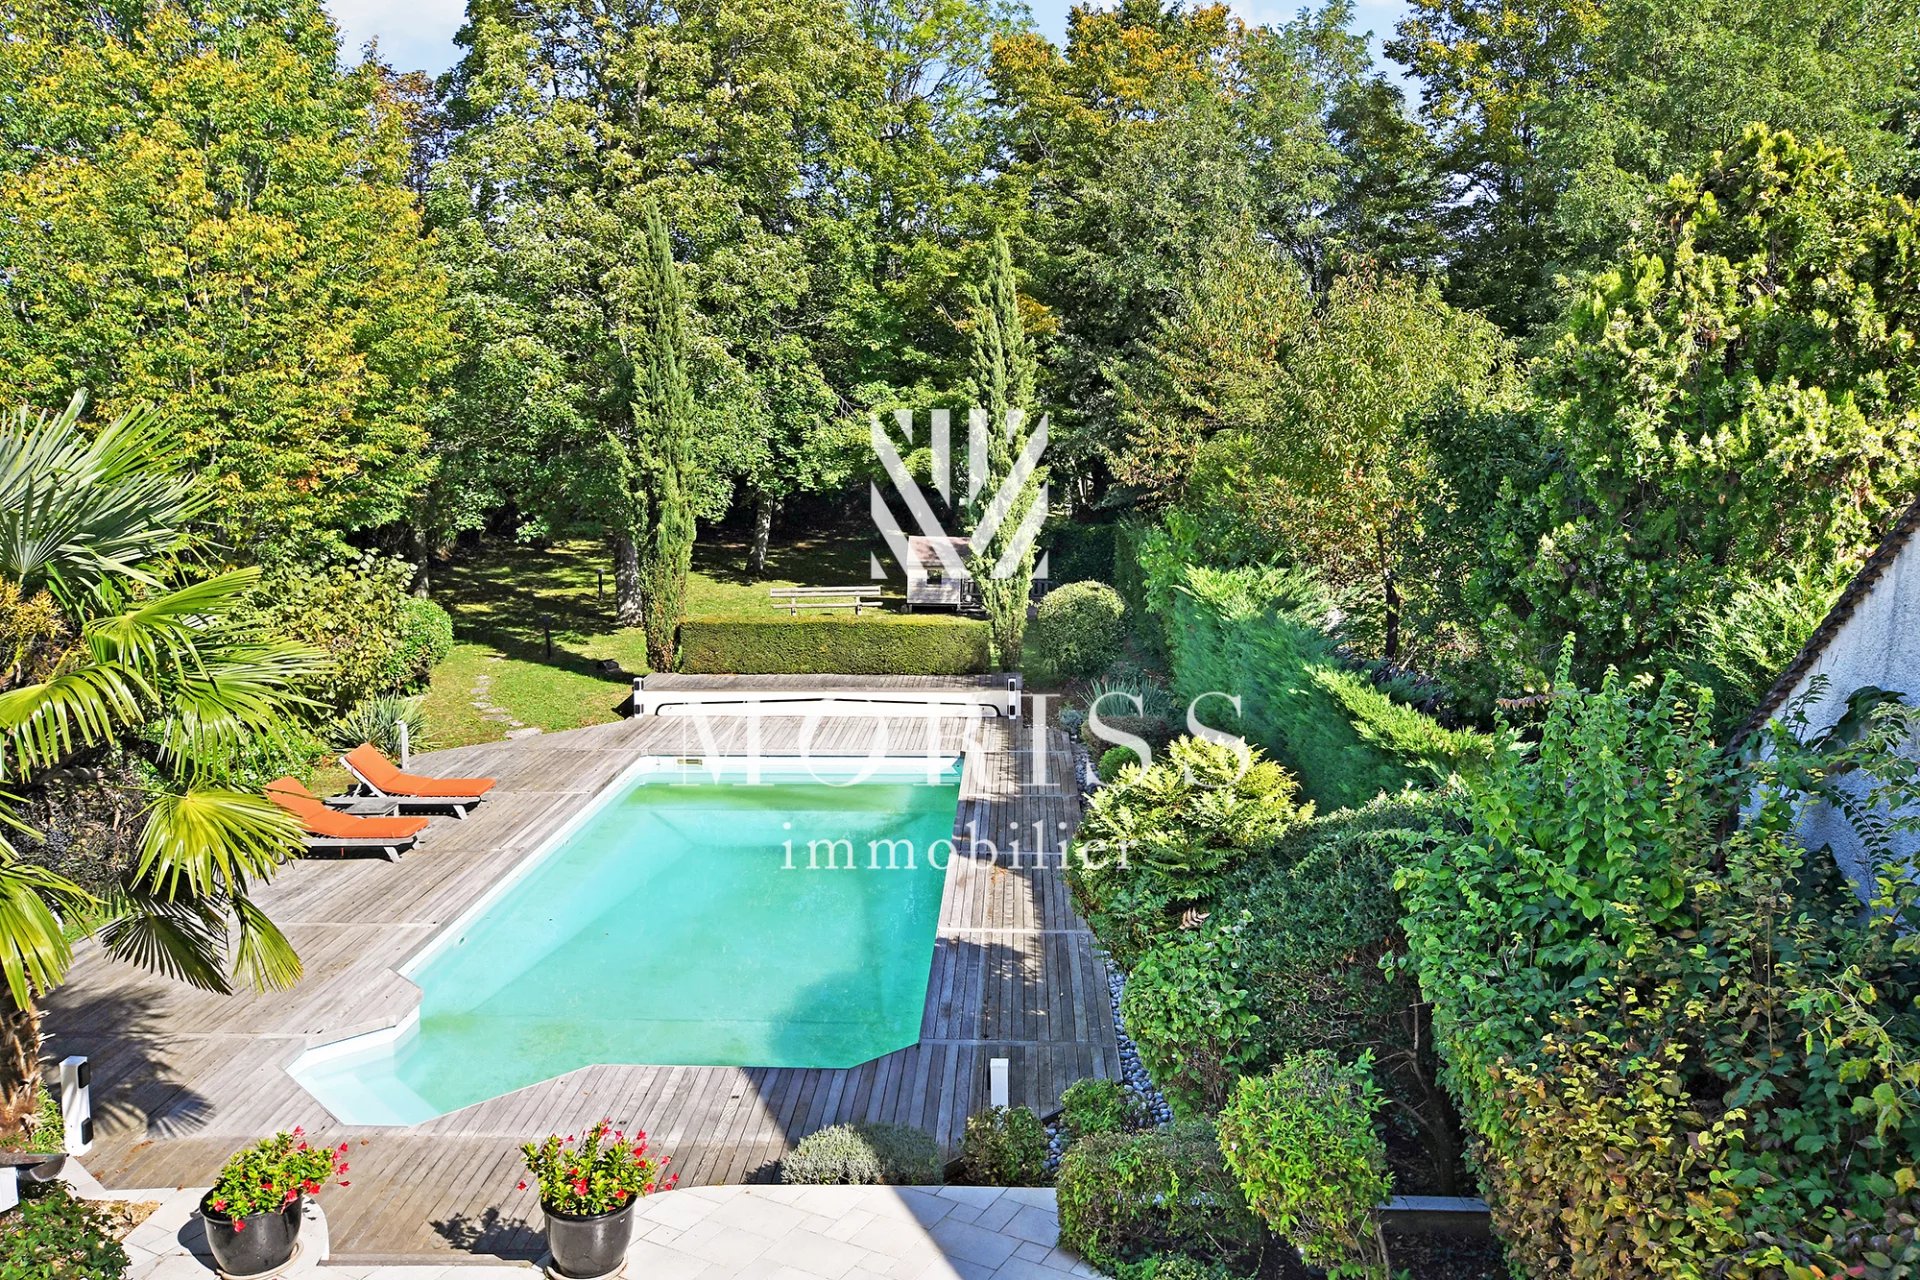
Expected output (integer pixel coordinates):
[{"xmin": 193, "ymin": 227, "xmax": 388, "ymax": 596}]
[
  {"xmin": 0, "ymin": 856, "xmax": 92, "ymax": 1007},
  {"xmin": 0, "ymin": 660, "xmax": 154, "ymax": 778},
  {"xmin": 231, "ymin": 893, "xmax": 303, "ymax": 991},
  {"xmin": 0, "ymin": 393, "xmax": 207, "ymax": 605},
  {"xmin": 149, "ymin": 640, "xmax": 327, "ymax": 775},
  {"xmin": 93, "ymin": 890, "xmax": 232, "ymax": 994},
  {"xmin": 135, "ymin": 789, "xmax": 303, "ymax": 899}
]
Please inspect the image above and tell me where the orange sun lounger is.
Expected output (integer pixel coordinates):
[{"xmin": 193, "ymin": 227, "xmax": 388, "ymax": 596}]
[
  {"xmin": 266, "ymin": 777, "xmax": 429, "ymax": 861},
  {"xmin": 340, "ymin": 744, "xmax": 496, "ymax": 819}
]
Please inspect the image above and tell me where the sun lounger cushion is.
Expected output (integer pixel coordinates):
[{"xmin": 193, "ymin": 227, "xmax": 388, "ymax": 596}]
[
  {"xmin": 343, "ymin": 745, "xmax": 497, "ymax": 799},
  {"xmin": 266, "ymin": 778, "xmax": 430, "ymax": 842}
]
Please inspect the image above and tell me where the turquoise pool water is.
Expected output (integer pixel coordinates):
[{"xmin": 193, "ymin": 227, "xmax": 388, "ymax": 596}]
[{"xmin": 290, "ymin": 758, "xmax": 961, "ymax": 1125}]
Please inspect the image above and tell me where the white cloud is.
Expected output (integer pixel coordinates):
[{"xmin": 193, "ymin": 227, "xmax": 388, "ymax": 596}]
[{"xmin": 325, "ymin": 0, "xmax": 467, "ymax": 74}]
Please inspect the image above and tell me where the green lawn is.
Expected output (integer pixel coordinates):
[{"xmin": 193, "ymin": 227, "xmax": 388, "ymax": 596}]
[{"xmin": 417, "ymin": 529, "xmax": 898, "ymax": 748}]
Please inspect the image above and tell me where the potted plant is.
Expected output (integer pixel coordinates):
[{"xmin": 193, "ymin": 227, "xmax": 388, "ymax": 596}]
[
  {"xmin": 200, "ymin": 1129, "xmax": 348, "ymax": 1277},
  {"xmin": 519, "ymin": 1120, "xmax": 676, "ymax": 1279}
]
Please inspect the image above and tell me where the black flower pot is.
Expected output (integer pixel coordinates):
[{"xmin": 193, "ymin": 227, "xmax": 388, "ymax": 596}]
[
  {"xmin": 201, "ymin": 1193, "xmax": 303, "ymax": 1278},
  {"xmin": 542, "ymin": 1198, "xmax": 636, "ymax": 1278}
]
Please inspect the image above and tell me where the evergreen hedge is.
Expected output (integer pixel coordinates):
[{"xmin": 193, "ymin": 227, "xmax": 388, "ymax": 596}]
[
  {"xmin": 1133, "ymin": 526, "xmax": 1487, "ymax": 811},
  {"xmin": 678, "ymin": 614, "xmax": 993, "ymax": 675}
]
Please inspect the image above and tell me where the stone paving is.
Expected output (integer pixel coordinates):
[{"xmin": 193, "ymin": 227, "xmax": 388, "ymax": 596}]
[{"xmin": 109, "ymin": 1181, "xmax": 1093, "ymax": 1280}]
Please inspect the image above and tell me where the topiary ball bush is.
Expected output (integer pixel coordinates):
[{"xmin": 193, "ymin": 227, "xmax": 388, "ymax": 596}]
[
  {"xmin": 780, "ymin": 1123, "xmax": 943, "ymax": 1185},
  {"xmin": 1097, "ymin": 745, "xmax": 1141, "ymax": 783},
  {"xmin": 1055, "ymin": 1121, "xmax": 1261, "ymax": 1271},
  {"xmin": 1030, "ymin": 581, "xmax": 1126, "ymax": 680},
  {"xmin": 1060, "ymin": 1077, "xmax": 1138, "ymax": 1141},
  {"xmin": 960, "ymin": 1106, "xmax": 1050, "ymax": 1186}
]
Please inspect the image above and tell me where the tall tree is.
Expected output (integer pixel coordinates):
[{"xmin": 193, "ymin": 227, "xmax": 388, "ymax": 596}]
[
  {"xmin": 990, "ymin": 0, "xmax": 1358, "ymax": 475},
  {"xmin": 0, "ymin": 0, "xmax": 452, "ymax": 555},
  {"xmin": 428, "ymin": 0, "xmax": 873, "ymax": 608},
  {"xmin": 1391, "ymin": 0, "xmax": 1920, "ymax": 332},
  {"xmin": 1478, "ymin": 127, "xmax": 1920, "ymax": 691},
  {"xmin": 620, "ymin": 205, "xmax": 699, "ymax": 669},
  {"xmin": 961, "ymin": 239, "xmax": 1044, "ymax": 669},
  {"xmin": 0, "ymin": 397, "xmax": 320, "ymax": 1120}
]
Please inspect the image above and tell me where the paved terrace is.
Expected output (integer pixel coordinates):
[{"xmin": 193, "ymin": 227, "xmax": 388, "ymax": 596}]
[{"xmin": 46, "ymin": 698, "xmax": 1115, "ymax": 1263}]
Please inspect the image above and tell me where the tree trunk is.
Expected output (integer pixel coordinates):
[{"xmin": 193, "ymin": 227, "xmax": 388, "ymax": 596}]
[
  {"xmin": 1379, "ymin": 529, "xmax": 1400, "ymax": 663},
  {"xmin": 408, "ymin": 521, "xmax": 431, "ymax": 598},
  {"xmin": 748, "ymin": 491, "xmax": 773, "ymax": 580},
  {"xmin": 0, "ymin": 988, "xmax": 43, "ymax": 1134},
  {"xmin": 613, "ymin": 532, "xmax": 644, "ymax": 627}
]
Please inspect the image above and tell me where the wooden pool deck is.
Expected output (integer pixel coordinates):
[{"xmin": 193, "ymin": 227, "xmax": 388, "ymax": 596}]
[{"xmin": 43, "ymin": 705, "xmax": 1114, "ymax": 1263}]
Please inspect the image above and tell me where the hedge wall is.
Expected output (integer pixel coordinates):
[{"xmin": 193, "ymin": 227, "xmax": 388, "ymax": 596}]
[
  {"xmin": 1135, "ymin": 529, "xmax": 1488, "ymax": 811},
  {"xmin": 678, "ymin": 615, "xmax": 993, "ymax": 675}
]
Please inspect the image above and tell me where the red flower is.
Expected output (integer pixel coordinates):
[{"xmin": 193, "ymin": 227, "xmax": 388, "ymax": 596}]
[
  {"xmin": 614, "ymin": 1190, "xmax": 628, "ymax": 1201},
  {"xmin": 516, "ymin": 1181, "xmax": 528, "ymax": 1191},
  {"xmin": 303, "ymin": 1181, "xmax": 320, "ymax": 1195},
  {"xmin": 339, "ymin": 1181, "xmax": 351, "ymax": 1188},
  {"xmin": 338, "ymin": 1163, "xmax": 349, "ymax": 1174},
  {"xmin": 338, "ymin": 1143, "xmax": 349, "ymax": 1154},
  {"xmin": 572, "ymin": 1178, "xmax": 589, "ymax": 1197},
  {"xmin": 643, "ymin": 1183, "xmax": 654, "ymax": 1195},
  {"xmin": 234, "ymin": 1220, "xmax": 246, "ymax": 1233}
]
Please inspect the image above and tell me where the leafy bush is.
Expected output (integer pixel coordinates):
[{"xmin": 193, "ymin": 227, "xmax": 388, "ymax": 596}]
[
  {"xmin": 1060, "ymin": 1077, "xmax": 1139, "ymax": 1142},
  {"xmin": 0, "ymin": 1182, "xmax": 129, "ymax": 1279},
  {"xmin": 678, "ymin": 615, "xmax": 992, "ymax": 675},
  {"xmin": 1055, "ymin": 1121, "xmax": 1261, "ymax": 1271},
  {"xmin": 328, "ymin": 695, "xmax": 428, "ymax": 759},
  {"xmin": 1030, "ymin": 581, "xmax": 1127, "ymax": 680},
  {"xmin": 245, "ymin": 552, "xmax": 414, "ymax": 712},
  {"xmin": 1111, "ymin": 1257, "xmax": 1239, "ymax": 1280},
  {"xmin": 960, "ymin": 1106, "xmax": 1050, "ymax": 1186},
  {"xmin": 1069, "ymin": 737, "xmax": 1305, "ymax": 966},
  {"xmin": 392, "ymin": 596, "xmax": 455, "ymax": 689},
  {"xmin": 1218, "ymin": 1052, "xmax": 1392, "ymax": 1279},
  {"xmin": 521, "ymin": 1121, "xmax": 675, "ymax": 1215},
  {"xmin": 1398, "ymin": 660, "xmax": 1920, "ymax": 1277},
  {"xmin": 1097, "ymin": 745, "xmax": 1137, "ymax": 783},
  {"xmin": 1120, "ymin": 923, "xmax": 1263, "ymax": 1116},
  {"xmin": 780, "ymin": 1123, "xmax": 943, "ymax": 1185},
  {"xmin": 1130, "ymin": 521, "xmax": 1487, "ymax": 809},
  {"xmin": 208, "ymin": 1130, "xmax": 348, "ymax": 1219}
]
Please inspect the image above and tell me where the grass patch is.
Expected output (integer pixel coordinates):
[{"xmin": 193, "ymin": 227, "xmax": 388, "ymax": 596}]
[{"xmin": 417, "ymin": 530, "xmax": 900, "ymax": 749}]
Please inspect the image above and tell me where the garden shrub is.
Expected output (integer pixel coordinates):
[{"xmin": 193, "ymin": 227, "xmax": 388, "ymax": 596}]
[
  {"xmin": 245, "ymin": 552, "xmax": 414, "ymax": 712},
  {"xmin": 1060, "ymin": 1077, "xmax": 1139, "ymax": 1141},
  {"xmin": 1120, "ymin": 922, "xmax": 1263, "ymax": 1116},
  {"xmin": 1097, "ymin": 745, "xmax": 1136, "ymax": 783},
  {"xmin": 1030, "ymin": 581, "xmax": 1127, "ymax": 679},
  {"xmin": 678, "ymin": 615, "xmax": 992, "ymax": 675},
  {"xmin": 392, "ymin": 595, "xmax": 455, "ymax": 689},
  {"xmin": 780, "ymin": 1123, "xmax": 942, "ymax": 1185},
  {"xmin": 960, "ymin": 1106, "xmax": 1049, "ymax": 1186},
  {"xmin": 1111, "ymin": 1257, "xmax": 1239, "ymax": 1280},
  {"xmin": 1218, "ymin": 1052, "xmax": 1392, "ymax": 1279},
  {"xmin": 1129, "ymin": 520, "xmax": 1487, "ymax": 810},
  {"xmin": 329, "ymin": 694, "xmax": 428, "ymax": 759},
  {"xmin": 1069, "ymin": 737, "xmax": 1305, "ymax": 966},
  {"xmin": 0, "ymin": 1182, "xmax": 128, "ymax": 1280},
  {"xmin": 1055, "ymin": 1121, "xmax": 1261, "ymax": 1271},
  {"xmin": 1397, "ymin": 660, "xmax": 1920, "ymax": 1277}
]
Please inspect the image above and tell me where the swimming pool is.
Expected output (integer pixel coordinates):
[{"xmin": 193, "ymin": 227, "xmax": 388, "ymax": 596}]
[{"xmin": 290, "ymin": 756, "xmax": 963, "ymax": 1125}]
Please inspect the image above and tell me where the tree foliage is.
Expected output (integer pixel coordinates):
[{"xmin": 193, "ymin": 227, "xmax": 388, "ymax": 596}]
[{"xmin": 0, "ymin": 0, "xmax": 452, "ymax": 554}]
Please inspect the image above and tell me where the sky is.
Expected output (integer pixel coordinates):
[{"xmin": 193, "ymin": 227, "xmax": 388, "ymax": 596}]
[{"xmin": 325, "ymin": 0, "xmax": 1412, "ymax": 80}]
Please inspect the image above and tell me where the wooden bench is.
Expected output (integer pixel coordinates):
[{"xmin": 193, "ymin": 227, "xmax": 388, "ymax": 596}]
[{"xmin": 768, "ymin": 585, "xmax": 884, "ymax": 616}]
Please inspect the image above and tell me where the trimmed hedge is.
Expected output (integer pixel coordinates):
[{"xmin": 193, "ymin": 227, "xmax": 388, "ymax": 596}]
[{"xmin": 678, "ymin": 615, "xmax": 992, "ymax": 675}]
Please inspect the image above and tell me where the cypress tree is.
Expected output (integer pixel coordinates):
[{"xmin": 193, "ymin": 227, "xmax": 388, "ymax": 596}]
[{"xmin": 962, "ymin": 238, "xmax": 1045, "ymax": 669}]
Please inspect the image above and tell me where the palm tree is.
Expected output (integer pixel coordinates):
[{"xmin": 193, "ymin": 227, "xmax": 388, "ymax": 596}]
[{"xmin": 0, "ymin": 393, "xmax": 324, "ymax": 1125}]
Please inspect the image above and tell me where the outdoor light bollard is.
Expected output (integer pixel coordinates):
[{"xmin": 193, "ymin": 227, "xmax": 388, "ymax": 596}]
[
  {"xmin": 60, "ymin": 1055, "xmax": 92, "ymax": 1155},
  {"xmin": 989, "ymin": 1056, "xmax": 1010, "ymax": 1110},
  {"xmin": 397, "ymin": 717, "xmax": 411, "ymax": 768}
]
